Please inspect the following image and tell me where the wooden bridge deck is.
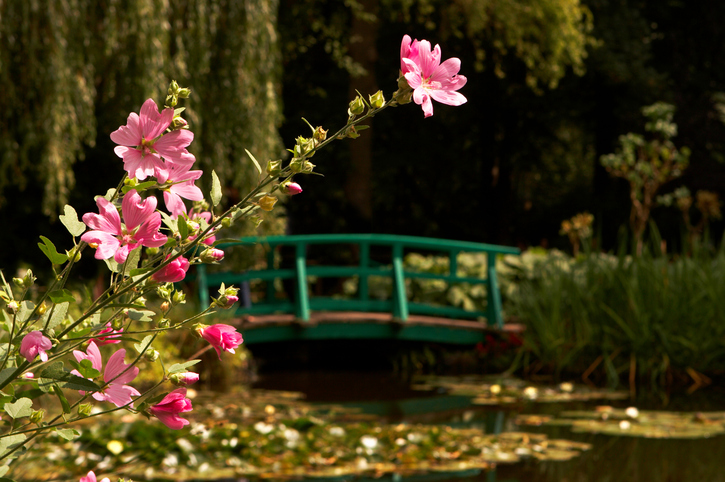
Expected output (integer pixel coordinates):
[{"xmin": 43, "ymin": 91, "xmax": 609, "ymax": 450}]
[{"xmin": 233, "ymin": 311, "xmax": 525, "ymax": 345}]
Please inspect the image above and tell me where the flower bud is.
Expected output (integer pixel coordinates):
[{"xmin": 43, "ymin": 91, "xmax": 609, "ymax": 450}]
[
  {"xmin": 144, "ymin": 348, "xmax": 160, "ymax": 362},
  {"xmin": 158, "ymin": 318, "xmax": 171, "ymax": 329},
  {"xmin": 345, "ymin": 126, "xmax": 360, "ymax": 139},
  {"xmin": 170, "ymin": 372, "xmax": 200, "ymax": 387},
  {"xmin": 369, "ymin": 90, "xmax": 385, "ymax": 109},
  {"xmin": 178, "ymin": 88, "xmax": 192, "ymax": 98},
  {"xmin": 30, "ymin": 409, "xmax": 45, "ymax": 425},
  {"xmin": 313, "ymin": 126, "xmax": 328, "ymax": 142},
  {"xmin": 66, "ymin": 246, "xmax": 82, "ymax": 263},
  {"xmin": 172, "ymin": 290, "xmax": 186, "ymax": 305},
  {"xmin": 124, "ymin": 177, "xmax": 139, "ymax": 188},
  {"xmin": 37, "ymin": 302, "xmax": 47, "ymax": 315},
  {"xmin": 200, "ymin": 248, "xmax": 225, "ymax": 264},
  {"xmin": 168, "ymin": 80, "xmax": 180, "ymax": 94},
  {"xmin": 157, "ymin": 285, "xmax": 172, "ymax": 299},
  {"xmin": 258, "ymin": 195, "xmax": 277, "ymax": 212},
  {"xmin": 171, "ymin": 117, "xmax": 188, "ymax": 130},
  {"xmin": 12, "ymin": 277, "xmax": 23, "ymax": 288},
  {"xmin": 349, "ymin": 96, "xmax": 365, "ymax": 116},
  {"xmin": 146, "ymin": 247, "xmax": 160, "ymax": 256},
  {"xmin": 160, "ymin": 301, "xmax": 170, "ymax": 313},
  {"xmin": 266, "ymin": 160, "xmax": 282, "ymax": 177},
  {"xmin": 281, "ymin": 182, "xmax": 303, "ymax": 196},
  {"xmin": 214, "ymin": 294, "xmax": 239, "ymax": 310},
  {"xmin": 78, "ymin": 403, "xmax": 93, "ymax": 418},
  {"xmin": 221, "ymin": 216, "xmax": 232, "ymax": 228},
  {"xmin": 111, "ymin": 317, "xmax": 124, "ymax": 331}
]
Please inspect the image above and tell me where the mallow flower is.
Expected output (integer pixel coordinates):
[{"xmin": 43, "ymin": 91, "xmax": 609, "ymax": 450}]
[
  {"xmin": 91, "ymin": 322, "xmax": 123, "ymax": 346},
  {"xmin": 148, "ymin": 388, "xmax": 193, "ymax": 430},
  {"xmin": 162, "ymin": 162, "xmax": 204, "ymax": 218},
  {"xmin": 72, "ymin": 341, "xmax": 140, "ymax": 408},
  {"xmin": 19, "ymin": 331, "xmax": 52, "ymax": 363},
  {"xmin": 400, "ymin": 35, "xmax": 467, "ymax": 118},
  {"xmin": 111, "ymin": 98, "xmax": 195, "ymax": 182},
  {"xmin": 195, "ymin": 323, "xmax": 244, "ymax": 359},
  {"xmin": 81, "ymin": 189, "xmax": 167, "ymax": 264},
  {"xmin": 80, "ymin": 471, "xmax": 110, "ymax": 482},
  {"xmin": 152, "ymin": 255, "xmax": 190, "ymax": 283}
]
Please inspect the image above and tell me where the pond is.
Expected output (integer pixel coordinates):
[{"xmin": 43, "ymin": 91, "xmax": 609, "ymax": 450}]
[{"xmin": 253, "ymin": 368, "xmax": 725, "ymax": 482}]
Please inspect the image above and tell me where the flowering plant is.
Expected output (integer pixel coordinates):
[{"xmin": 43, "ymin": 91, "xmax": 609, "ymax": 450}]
[{"xmin": 0, "ymin": 35, "xmax": 464, "ymax": 481}]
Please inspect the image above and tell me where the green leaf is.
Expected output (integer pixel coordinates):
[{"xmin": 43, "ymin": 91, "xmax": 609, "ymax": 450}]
[
  {"xmin": 0, "ymin": 370, "xmax": 16, "ymax": 392},
  {"xmin": 103, "ymin": 257, "xmax": 120, "ymax": 273},
  {"xmin": 4, "ymin": 398, "xmax": 32, "ymax": 419},
  {"xmin": 168, "ymin": 359, "xmax": 201, "ymax": 374},
  {"xmin": 124, "ymin": 246, "xmax": 142, "ymax": 273},
  {"xmin": 54, "ymin": 428, "xmax": 79, "ymax": 441},
  {"xmin": 41, "ymin": 301, "xmax": 69, "ymax": 331},
  {"xmin": 59, "ymin": 205, "xmax": 87, "ymax": 237},
  {"xmin": 52, "ymin": 385, "xmax": 71, "ymax": 414},
  {"xmin": 38, "ymin": 236, "xmax": 68, "ymax": 265},
  {"xmin": 48, "ymin": 290, "xmax": 75, "ymax": 304},
  {"xmin": 178, "ymin": 216, "xmax": 189, "ymax": 241},
  {"xmin": 134, "ymin": 335, "xmax": 153, "ymax": 354},
  {"xmin": 0, "ymin": 465, "xmax": 9, "ymax": 477},
  {"xmin": 68, "ymin": 359, "xmax": 100, "ymax": 379},
  {"xmin": 0, "ymin": 433, "xmax": 26, "ymax": 459},
  {"xmin": 121, "ymin": 181, "xmax": 156, "ymax": 194},
  {"xmin": 211, "ymin": 170, "xmax": 222, "ymax": 207},
  {"xmin": 102, "ymin": 188, "xmax": 116, "ymax": 201},
  {"xmin": 16, "ymin": 301, "xmax": 35, "ymax": 324},
  {"xmin": 245, "ymin": 149, "xmax": 263, "ymax": 175},
  {"xmin": 127, "ymin": 309, "xmax": 155, "ymax": 322},
  {"xmin": 38, "ymin": 362, "xmax": 100, "ymax": 392}
]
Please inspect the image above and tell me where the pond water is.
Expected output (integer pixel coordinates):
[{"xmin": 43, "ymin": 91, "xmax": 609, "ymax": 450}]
[{"xmin": 253, "ymin": 369, "xmax": 725, "ymax": 482}]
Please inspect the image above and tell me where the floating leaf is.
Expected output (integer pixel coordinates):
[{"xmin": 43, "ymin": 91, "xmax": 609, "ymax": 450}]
[
  {"xmin": 59, "ymin": 205, "xmax": 86, "ymax": 237},
  {"xmin": 38, "ymin": 236, "xmax": 68, "ymax": 265}
]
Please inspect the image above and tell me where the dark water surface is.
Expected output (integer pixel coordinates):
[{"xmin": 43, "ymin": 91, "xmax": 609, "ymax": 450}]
[{"xmin": 253, "ymin": 369, "xmax": 725, "ymax": 482}]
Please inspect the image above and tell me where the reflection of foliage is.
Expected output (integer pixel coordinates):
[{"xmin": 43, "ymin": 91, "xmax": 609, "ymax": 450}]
[{"xmin": 600, "ymin": 102, "xmax": 691, "ymax": 254}]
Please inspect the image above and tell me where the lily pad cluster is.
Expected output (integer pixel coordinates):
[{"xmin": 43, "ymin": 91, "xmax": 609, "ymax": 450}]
[
  {"xmin": 412, "ymin": 375, "xmax": 628, "ymax": 405},
  {"xmin": 517, "ymin": 406, "xmax": 725, "ymax": 439},
  {"xmin": 24, "ymin": 387, "xmax": 592, "ymax": 481}
]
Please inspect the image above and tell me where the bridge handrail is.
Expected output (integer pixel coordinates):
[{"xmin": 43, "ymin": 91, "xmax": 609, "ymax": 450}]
[{"xmin": 196, "ymin": 234, "xmax": 520, "ymax": 329}]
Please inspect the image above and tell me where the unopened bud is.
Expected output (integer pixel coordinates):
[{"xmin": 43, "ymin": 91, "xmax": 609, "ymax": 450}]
[
  {"xmin": 12, "ymin": 278, "xmax": 23, "ymax": 288},
  {"xmin": 178, "ymin": 88, "xmax": 191, "ymax": 98},
  {"xmin": 157, "ymin": 318, "xmax": 171, "ymax": 329},
  {"xmin": 221, "ymin": 216, "xmax": 232, "ymax": 228},
  {"xmin": 144, "ymin": 348, "xmax": 159, "ymax": 362},
  {"xmin": 66, "ymin": 247, "xmax": 82, "ymax": 263},
  {"xmin": 281, "ymin": 182, "xmax": 303, "ymax": 196},
  {"xmin": 214, "ymin": 294, "xmax": 239, "ymax": 309},
  {"xmin": 146, "ymin": 247, "xmax": 160, "ymax": 256},
  {"xmin": 169, "ymin": 372, "xmax": 200, "ymax": 387},
  {"xmin": 171, "ymin": 117, "xmax": 188, "ymax": 130},
  {"xmin": 78, "ymin": 403, "xmax": 93, "ymax": 418},
  {"xmin": 30, "ymin": 409, "xmax": 45, "ymax": 425},
  {"xmin": 258, "ymin": 195, "xmax": 277, "ymax": 212},
  {"xmin": 168, "ymin": 80, "xmax": 180, "ymax": 94},
  {"xmin": 172, "ymin": 290, "xmax": 186, "ymax": 305},
  {"xmin": 37, "ymin": 302, "xmax": 47, "ymax": 315},
  {"xmin": 111, "ymin": 317, "xmax": 124, "ymax": 331},
  {"xmin": 313, "ymin": 126, "xmax": 328, "ymax": 142},
  {"xmin": 124, "ymin": 177, "xmax": 139, "ymax": 188},
  {"xmin": 369, "ymin": 90, "xmax": 385, "ymax": 109},
  {"xmin": 266, "ymin": 160, "xmax": 282, "ymax": 177},
  {"xmin": 160, "ymin": 301, "xmax": 170, "ymax": 313},
  {"xmin": 157, "ymin": 285, "xmax": 172, "ymax": 299},
  {"xmin": 348, "ymin": 96, "xmax": 365, "ymax": 116},
  {"xmin": 200, "ymin": 248, "xmax": 225, "ymax": 263}
]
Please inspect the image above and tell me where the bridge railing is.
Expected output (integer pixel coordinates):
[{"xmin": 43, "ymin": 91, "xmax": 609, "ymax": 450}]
[{"xmin": 196, "ymin": 234, "xmax": 520, "ymax": 329}]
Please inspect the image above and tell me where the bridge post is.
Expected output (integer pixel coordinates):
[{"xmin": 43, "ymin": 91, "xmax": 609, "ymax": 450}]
[
  {"xmin": 359, "ymin": 242, "xmax": 370, "ymax": 302},
  {"xmin": 197, "ymin": 264, "xmax": 209, "ymax": 309},
  {"xmin": 392, "ymin": 243, "xmax": 409, "ymax": 320},
  {"xmin": 295, "ymin": 242, "xmax": 310, "ymax": 321},
  {"xmin": 486, "ymin": 253, "xmax": 504, "ymax": 329}
]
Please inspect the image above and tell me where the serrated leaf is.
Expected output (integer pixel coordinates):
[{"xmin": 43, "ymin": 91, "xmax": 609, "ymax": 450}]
[
  {"xmin": 59, "ymin": 205, "xmax": 87, "ymax": 237},
  {"xmin": 52, "ymin": 385, "xmax": 71, "ymax": 414},
  {"xmin": 127, "ymin": 309, "xmax": 155, "ymax": 322},
  {"xmin": 55, "ymin": 428, "xmax": 79, "ymax": 441},
  {"xmin": 48, "ymin": 290, "xmax": 75, "ymax": 304},
  {"xmin": 38, "ymin": 362, "xmax": 100, "ymax": 392},
  {"xmin": 245, "ymin": 149, "xmax": 262, "ymax": 175},
  {"xmin": 124, "ymin": 246, "xmax": 142, "ymax": 273},
  {"xmin": 168, "ymin": 360, "xmax": 201, "ymax": 374},
  {"xmin": 4, "ymin": 398, "xmax": 32, "ymax": 419},
  {"xmin": 211, "ymin": 170, "xmax": 222, "ymax": 207},
  {"xmin": 134, "ymin": 335, "xmax": 153, "ymax": 354},
  {"xmin": 38, "ymin": 236, "xmax": 68, "ymax": 265}
]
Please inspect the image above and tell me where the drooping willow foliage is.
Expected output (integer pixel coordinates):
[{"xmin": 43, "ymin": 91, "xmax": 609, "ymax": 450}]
[{"xmin": 0, "ymin": 0, "xmax": 283, "ymax": 216}]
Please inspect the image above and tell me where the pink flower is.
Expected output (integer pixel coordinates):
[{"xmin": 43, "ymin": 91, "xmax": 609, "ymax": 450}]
[
  {"xmin": 162, "ymin": 162, "xmax": 204, "ymax": 218},
  {"xmin": 400, "ymin": 35, "xmax": 467, "ymax": 118},
  {"xmin": 152, "ymin": 255, "xmax": 190, "ymax": 283},
  {"xmin": 72, "ymin": 341, "xmax": 140, "ymax": 408},
  {"xmin": 148, "ymin": 388, "xmax": 193, "ymax": 430},
  {"xmin": 81, "ymin": 189, "xmax": 167, "ymax": 264},
  {"xmin": 111, "ymin": 98, "xmax": 195, "ymax": 181},
  {"xmin": 80, "ymin": 471, "xmax": 110, "ymax": 482},
  {"xmin": 19, "ymin": 331, "xmax": 52, "ymax": 362},
  {"xmin": 91, "ymin": 322, "xmax": 123, "ymax": 346},
  {"xmin": 196, "ymin": 324, "xmax": 244, "ymax": 359},
  {"xmin": 282, "ymin": 182, "xmax": 303, "ymax": 195},
  {"xmin": 189, "ymin": 210, "xmax": 216, "ymax": 245}
]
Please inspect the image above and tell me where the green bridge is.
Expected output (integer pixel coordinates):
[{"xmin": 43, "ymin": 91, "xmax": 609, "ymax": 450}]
[{"xmin": 196, "ymin": 234, "xmax": 521, "ymax": 345}]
